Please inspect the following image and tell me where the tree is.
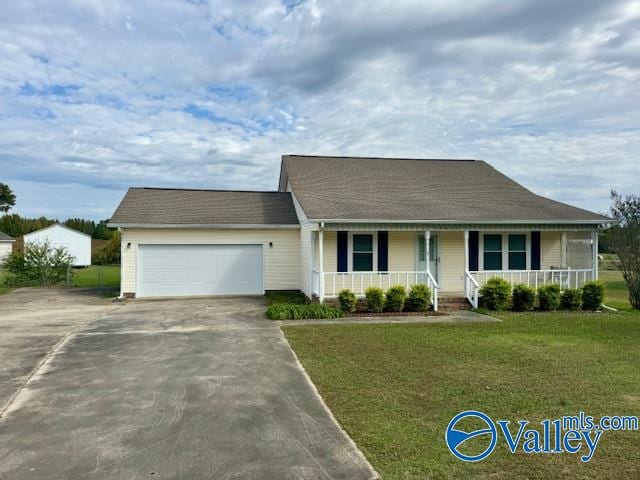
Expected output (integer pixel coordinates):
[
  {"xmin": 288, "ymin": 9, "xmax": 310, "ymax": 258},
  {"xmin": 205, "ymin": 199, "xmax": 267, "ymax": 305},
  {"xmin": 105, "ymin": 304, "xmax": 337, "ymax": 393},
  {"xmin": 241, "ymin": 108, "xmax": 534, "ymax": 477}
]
[
  {"xmin": 92, "ymin": 230, "xmax": 121, "ymax": 265},
  {"xmin": 607, "ymin": 190, "xmax": 640, "ymax": 309},
  {"xmin": 0, "ymin": 183, "xmax": 16, "ymax": 213}
]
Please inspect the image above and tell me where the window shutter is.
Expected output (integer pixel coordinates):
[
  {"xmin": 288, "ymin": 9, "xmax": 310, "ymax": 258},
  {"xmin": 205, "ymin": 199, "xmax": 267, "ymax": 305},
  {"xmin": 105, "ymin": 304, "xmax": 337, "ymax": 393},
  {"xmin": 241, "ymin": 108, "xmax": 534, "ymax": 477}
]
[
  {"xmin": 337, "ymin": 231, "xmax": 348, "ymax": 272},
  {"xmin": 378, "ymin": 231, "xmax": 388, "ymax": 272},
  {"xmin": 531, "ymin": 231, "xmax": 541, "ymax": 270},
  {"xmin": 469, "ymin": 231, "xmax": 479, "ymax": 271}
]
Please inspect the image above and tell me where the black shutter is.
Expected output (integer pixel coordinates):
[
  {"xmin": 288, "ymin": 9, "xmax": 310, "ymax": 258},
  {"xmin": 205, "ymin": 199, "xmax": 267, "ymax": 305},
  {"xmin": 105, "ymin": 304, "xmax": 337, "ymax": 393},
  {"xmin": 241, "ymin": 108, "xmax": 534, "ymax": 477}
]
[
  {"xmin": 531, "ymin": 231, "xmax": 541, "ymax": 270},
  {"xmin": 377, "ymin": 231, "xmax": 388, "ymax": 272},
  {"xmin": 469, "ymin": 231, "xmax": 479, "ymax": 271},
  {"xmin": 337, "ymin": 231, "xmax": 348, "ymax": 272}
]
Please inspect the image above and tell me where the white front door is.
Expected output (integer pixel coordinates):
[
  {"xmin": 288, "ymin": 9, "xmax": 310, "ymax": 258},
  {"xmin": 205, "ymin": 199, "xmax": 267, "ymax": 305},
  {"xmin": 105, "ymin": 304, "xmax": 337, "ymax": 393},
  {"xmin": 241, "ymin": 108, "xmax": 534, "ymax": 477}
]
[
  {"xmin": 137, "ymin": 244, "xmax": 263, "ymax": 298},
  {"xmin": 417, "ymin": 234, "xmax": 438, "ymax": 282}
]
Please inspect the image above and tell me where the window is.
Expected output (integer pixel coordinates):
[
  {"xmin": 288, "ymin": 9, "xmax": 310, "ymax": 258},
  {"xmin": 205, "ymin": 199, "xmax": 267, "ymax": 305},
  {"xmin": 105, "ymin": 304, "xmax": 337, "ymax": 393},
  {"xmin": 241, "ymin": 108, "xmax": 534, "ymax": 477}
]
[
  {"xmin": 508, "ymin": 234, "xmax": 527, "ymax": 270},
  {"xmin": 483, "ymin": 234, "xmax": 502, "ymax": 270},
  {"xmin": 352, "ymin": 234, "xmax": 373, "ymax": 271}
]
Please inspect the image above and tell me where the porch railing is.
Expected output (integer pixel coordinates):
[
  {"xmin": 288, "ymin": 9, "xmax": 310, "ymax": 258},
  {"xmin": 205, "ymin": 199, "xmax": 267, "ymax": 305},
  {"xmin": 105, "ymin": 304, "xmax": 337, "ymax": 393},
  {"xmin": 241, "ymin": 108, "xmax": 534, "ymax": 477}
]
[
  {"xmin": 464, "ymin": 270, "xmax": 480, "ymax": 309},
  {"xmin": 313, "ymin": 270, "xmax": 439, "ymax": 311},
  {"xmin": 469, "ymin": 269, "xmax": 594, "ymax": 292}
]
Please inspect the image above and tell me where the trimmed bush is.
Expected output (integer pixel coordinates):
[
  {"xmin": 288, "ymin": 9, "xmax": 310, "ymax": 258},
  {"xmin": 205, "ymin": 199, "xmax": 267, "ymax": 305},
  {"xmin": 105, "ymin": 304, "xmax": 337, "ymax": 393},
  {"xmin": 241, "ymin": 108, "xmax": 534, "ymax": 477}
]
[
  {"xmin": 384, "ymin": 285, "xmax": 407, "ymax": 312},
  {"xmin": 338, "ymin": 289, "xmax": 357, "ymax": 313},
  {"xmin": 479, "ymin": 277, "xmax": 511, "ymax": 311},
  {"xmin": 407, "ymin": 284, "xmax": 432, "ymax": 312},
  {"xmin": 582, "ymin": 281, "xmax": 605, "ymax": 311},
  {"xmin": 512, "ymin": 284, "xmax": 535, "ymax": 311},
  {"xmin": 266, "ymin": 303, "xmax": 342, "ymax": 320},
  {"xmin": 538, "ymin": 284, "xmax": 561, "ymax": 311},
  {"xmin": 561, "ymin": 288, "xmax": 582, "ymax": 311},
  {"xmin": 365, "ymin": 287, "xmax": 385, "ymax": 313}
]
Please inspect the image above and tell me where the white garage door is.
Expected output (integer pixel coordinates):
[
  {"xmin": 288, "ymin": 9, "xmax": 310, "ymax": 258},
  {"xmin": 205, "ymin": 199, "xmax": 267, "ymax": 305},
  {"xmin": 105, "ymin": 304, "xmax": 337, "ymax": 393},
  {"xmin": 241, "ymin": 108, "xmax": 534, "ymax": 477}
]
[{"xmin": 138, "ymin": 244, "xmax": 263, "ymax": 298}]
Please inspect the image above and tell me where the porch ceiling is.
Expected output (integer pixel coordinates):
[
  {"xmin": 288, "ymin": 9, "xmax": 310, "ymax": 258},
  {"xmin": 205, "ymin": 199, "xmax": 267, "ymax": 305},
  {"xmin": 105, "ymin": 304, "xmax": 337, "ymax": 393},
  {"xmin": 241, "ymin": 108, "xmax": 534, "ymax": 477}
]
[{"xmin": 322, "ymin": 222, "xmax": 599, "ymax": 232}]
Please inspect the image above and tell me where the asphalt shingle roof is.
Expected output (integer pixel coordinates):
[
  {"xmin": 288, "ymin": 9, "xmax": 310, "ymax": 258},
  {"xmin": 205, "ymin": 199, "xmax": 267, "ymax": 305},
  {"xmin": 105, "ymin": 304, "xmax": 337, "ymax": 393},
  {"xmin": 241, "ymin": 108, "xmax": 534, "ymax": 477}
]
[
  {"xmin": 281, "ymin": 155, "xmax": 610, "ymax": 223},
  {"xmin": 109, "ymin": 188, "xmax": 299, "ymax": 226},
  {"xmin": 0, "ymin": 230, "xmax": 14, "ymax": 241}
]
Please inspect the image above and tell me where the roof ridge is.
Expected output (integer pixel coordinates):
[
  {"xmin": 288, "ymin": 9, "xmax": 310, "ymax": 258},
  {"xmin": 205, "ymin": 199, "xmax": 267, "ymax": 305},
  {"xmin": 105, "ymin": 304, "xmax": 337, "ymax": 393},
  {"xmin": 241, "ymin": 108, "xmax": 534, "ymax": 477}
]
[
  {"xmin": 283, "ymin": 154, "xmax": 478, "ymax": 162},
  {"xmin": 132, "ymin": 187, "xmax": 289, "ymax": 194}
]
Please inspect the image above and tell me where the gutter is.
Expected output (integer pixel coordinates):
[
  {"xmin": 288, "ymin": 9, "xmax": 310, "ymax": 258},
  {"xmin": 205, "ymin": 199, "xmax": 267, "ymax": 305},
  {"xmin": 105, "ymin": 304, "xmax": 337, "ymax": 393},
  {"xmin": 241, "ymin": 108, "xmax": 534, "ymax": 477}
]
[{"xmin": 107, "ymin": 223, "xmax": 300, "ymax": 229}]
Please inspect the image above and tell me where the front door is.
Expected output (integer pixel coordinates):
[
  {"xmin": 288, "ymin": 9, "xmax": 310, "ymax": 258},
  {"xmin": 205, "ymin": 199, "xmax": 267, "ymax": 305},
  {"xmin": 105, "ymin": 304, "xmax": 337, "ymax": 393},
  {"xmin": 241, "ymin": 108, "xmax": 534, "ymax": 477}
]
[{"xmin": 417, "ymin": 234, "xmax": 438, "ymax": 282}]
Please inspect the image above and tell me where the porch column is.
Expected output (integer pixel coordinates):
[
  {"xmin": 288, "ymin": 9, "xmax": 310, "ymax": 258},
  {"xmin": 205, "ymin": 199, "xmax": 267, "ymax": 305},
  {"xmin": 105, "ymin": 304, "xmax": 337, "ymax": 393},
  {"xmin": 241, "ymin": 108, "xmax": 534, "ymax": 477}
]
[
  {"xmin": 464, "ymin": 230, "xmax": 469, "ymax": 272},
  {"xmin": 424, "ymin": 230, "xmax": 431, "ymax": 276},
  {"xmin": 318, "ymin": 227, "xmax": 324, "ymax": 302},
  {"xmin": 592, "ymin": 229, "xmax": 598, "ymax": 281}
]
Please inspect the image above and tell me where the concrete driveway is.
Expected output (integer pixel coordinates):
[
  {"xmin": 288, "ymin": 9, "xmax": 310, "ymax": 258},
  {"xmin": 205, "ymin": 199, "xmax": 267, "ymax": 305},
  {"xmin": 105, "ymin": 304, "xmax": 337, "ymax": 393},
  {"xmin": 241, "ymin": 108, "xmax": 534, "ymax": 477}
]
[{"xmin": 0, "ymin": 289, "xmax": 377, "ymax": 480}]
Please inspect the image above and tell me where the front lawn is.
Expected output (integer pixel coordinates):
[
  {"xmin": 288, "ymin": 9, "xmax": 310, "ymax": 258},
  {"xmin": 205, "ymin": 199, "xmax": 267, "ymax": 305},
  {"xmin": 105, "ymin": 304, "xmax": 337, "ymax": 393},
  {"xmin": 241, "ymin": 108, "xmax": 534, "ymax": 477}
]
[{"xmin": 283, "ymin": 274, "xmax": 640, "ymax": 479}]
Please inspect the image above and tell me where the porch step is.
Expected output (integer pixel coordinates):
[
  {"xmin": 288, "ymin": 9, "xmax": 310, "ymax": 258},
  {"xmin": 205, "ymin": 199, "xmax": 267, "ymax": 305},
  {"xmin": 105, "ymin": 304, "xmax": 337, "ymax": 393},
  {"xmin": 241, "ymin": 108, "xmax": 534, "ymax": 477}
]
[{"xmin": 438, "ymin": 296, "xmax": 472, "ymax": 311}]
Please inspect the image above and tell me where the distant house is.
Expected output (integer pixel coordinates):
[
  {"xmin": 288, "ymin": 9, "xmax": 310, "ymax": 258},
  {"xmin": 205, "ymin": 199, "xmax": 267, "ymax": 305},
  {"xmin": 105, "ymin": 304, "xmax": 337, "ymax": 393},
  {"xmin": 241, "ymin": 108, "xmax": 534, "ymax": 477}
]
[
  {"xmin": 24, "ymin": 224, "xmax": 91, "ymax": 267},
  {"xmin": 0, "ymin": 231, "xmax": 15, "ymax": 264},
  {"xmin": 109, "ymin": 155, "xmax": 611, "ymax": 307}
]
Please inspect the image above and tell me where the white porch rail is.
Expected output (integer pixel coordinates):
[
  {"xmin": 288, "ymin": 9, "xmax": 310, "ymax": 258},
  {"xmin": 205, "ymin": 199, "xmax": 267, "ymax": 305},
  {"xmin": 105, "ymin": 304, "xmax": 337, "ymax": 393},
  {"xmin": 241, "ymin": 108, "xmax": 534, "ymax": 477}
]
[
  {"xmin": 464, "ymin": 270, "xmax": 480, "ymax": 309},
  {"xmin": 469, "ymin": 269, "xmax": 594, "ymax": 291},
  {"xmin": 313, "ymin": 270, "xmax": 439, "ymax": 311}
]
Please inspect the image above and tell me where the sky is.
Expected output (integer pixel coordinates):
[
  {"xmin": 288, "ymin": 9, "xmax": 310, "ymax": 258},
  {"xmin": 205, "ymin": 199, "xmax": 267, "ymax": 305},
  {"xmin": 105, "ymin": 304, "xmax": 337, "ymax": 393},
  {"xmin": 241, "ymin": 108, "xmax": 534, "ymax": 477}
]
[{"xmin": 1, "ymin": 0, "xmax": 639, "ymax": 221}]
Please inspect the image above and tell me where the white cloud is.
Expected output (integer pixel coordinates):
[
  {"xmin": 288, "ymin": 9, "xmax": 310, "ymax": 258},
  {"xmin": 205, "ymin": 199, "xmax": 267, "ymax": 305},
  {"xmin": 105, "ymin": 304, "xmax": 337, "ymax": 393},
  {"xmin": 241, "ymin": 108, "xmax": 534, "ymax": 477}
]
[{"xmin": 0, "ymin": 0, "xmax": 638, "ymax": 219}]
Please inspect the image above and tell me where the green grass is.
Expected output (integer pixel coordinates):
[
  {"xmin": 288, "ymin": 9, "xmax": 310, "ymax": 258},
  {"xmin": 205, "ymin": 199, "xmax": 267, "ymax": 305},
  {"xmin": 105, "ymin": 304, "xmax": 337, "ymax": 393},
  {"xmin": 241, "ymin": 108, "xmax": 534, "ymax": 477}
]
[
  {"xmin": 283, "ymin": 274, "xmax": 640, "ymax": 479},
  {"xmin": 0, "ymin": 269, "xmax": 9, "ymax": 295},
  {"xmin": 72, "ymin": 265, "xmax": 120, "ymax": 288},
  {"xmin": 600, "ymin": 270, "xmax": 632, "ymax": 310}
]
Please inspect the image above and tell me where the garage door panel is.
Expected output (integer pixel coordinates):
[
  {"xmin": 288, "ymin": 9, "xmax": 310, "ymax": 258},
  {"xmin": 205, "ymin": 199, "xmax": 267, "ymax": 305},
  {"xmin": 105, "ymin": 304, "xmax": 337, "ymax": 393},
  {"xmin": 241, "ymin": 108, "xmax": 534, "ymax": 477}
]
[{"xmin": 138, "ymin": 244, "xmax": 263, "ymax": 297}]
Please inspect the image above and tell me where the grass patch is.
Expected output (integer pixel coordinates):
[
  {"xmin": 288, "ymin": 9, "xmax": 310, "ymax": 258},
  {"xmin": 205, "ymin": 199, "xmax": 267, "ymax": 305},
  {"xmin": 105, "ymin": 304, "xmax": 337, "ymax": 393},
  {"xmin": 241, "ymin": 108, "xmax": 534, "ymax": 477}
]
[
  {"xmin": 72, "ymin": 265, "xmax": 120, "ymax": 288},
  {"xmin": 265, "ymin": 290, "xmax": 308, "ymax": 305},
  {"xmin": 601, "ymin": 270, "xmax": 632, "ymax": 310},
  {"xmin": 284, "ymin": 309, "xmax": 640, "ymax": 479},
  {"xmin": 266, "ymin": 303, "xmax": 342, "ymax": 320},
  {"xmin": 0, "ymin": 269, "xmax": 10, "ymax": 295}
]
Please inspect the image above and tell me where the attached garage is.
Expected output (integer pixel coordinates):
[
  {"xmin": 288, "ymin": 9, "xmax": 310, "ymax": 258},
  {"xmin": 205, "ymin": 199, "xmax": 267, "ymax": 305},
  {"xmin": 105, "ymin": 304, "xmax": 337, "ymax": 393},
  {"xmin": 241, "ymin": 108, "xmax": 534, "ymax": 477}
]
[
  {"xmin": 108, "ymin": 188, "xmax": 301, "ymax": 299},
  {"xmin": 137, "ymin": 244, "xmax": 263, "ymax": 298}
]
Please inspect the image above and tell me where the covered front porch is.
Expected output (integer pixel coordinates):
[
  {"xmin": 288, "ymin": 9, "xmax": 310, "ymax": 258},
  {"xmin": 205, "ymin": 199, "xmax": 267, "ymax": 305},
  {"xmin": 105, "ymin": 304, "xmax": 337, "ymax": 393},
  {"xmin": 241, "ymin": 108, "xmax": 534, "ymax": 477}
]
[{"xmin": 308, "ymin": 224, "xmax": 599, "ymax": 311}]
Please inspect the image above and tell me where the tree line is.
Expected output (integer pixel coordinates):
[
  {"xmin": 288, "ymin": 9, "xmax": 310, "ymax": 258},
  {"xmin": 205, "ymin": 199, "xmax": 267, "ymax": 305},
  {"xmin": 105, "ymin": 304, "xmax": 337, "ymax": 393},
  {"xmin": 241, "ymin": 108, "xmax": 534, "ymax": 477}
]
[{"xmin": 0, "ymin": 215, "xmax": 115, "ymax": 240}]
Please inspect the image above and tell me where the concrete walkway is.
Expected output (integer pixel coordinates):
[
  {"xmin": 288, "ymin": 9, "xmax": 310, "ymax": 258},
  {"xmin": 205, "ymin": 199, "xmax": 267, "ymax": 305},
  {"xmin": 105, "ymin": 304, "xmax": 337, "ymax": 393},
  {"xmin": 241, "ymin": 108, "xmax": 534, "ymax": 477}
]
[
  {"xmin": 276, "ymin": 310, "xmax": 500, "ymax": 326},
  {"xmin": 0, "ymin": 290, "xmax": 378, "ymax": 480}
]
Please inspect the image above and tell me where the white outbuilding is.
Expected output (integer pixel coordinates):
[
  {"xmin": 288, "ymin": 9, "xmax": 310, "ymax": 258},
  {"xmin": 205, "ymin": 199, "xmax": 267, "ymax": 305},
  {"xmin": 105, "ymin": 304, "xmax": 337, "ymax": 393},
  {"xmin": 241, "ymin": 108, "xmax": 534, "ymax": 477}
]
[
  {"xmin": 0, "ymin": 230, "xmax": 14, "ymax": 264},
  {"xmin": 24, "ymin": 224, "xmax": 91, "ymax": 267}
]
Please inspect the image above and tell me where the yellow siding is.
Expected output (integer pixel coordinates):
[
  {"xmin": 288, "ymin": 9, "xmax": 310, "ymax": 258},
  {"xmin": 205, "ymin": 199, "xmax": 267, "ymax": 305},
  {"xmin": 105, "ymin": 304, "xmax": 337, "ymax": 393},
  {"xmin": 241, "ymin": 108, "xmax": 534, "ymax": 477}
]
[
  {"xmin": 120, "ymin": 228, "xmax": 300, "ymax": 294},
  {"xmin": 322, "ymin": 231, "xmax": 337, "ymax": 272},
  {"xmin": 438, "ymin": 231, "xmax": 465, "ymax": 293},
  {"xmin": 541, "ymin": 231, "xmax": 562, "ymax": 269},
  {"xmin": 388, "ymin": 232, "xmax": 416, "ymax": 271}
]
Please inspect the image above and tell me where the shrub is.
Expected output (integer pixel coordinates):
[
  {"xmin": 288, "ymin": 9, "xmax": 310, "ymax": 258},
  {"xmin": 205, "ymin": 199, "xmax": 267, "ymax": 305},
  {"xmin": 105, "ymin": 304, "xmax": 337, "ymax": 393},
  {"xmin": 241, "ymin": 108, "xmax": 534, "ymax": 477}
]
[
  {"xmin": 407, "ymin": 284, "xmax": 432, "ymax": 312},
  {"xmin": 338, "ymin": 289, "xmax": 358, "ymax": 313},
  {"xmin": 561, "ymin": 288, "xmax": 582, "ymax": 311},
  {"xmin": 92, "ymin": 231, "xmax": 121, "ymax": 265},
  {"xmin": 512, "ymin": 284, "xmax": 535, "ymax": 311},
  {"xmin": 582, "ymin": 281, "xmax": 605, "ymax": 311},
  {"xmin": 266, "ymin": 303, "xmax": 342, "ymax": 320},
  {"xmin": 265, "ymin": 290, "xmax": 308, "ymax": 305},
  {"xmin": 538, "ymin": 284, "xmax": 561, "ymax": 311},
  {"xmin": 384, "ymin": 285, "xmax": 407, "ymax": 312},
  {"xmin": 4, "ymin": 241, "xmax": 74, "ymax": 287},
  {"xmin": 365, "ymin": 287, "xmax": 385, "ymax": 313},
  {"xmin": 479, "ymin": 277, "xmax": 511, "ymax": 310}
]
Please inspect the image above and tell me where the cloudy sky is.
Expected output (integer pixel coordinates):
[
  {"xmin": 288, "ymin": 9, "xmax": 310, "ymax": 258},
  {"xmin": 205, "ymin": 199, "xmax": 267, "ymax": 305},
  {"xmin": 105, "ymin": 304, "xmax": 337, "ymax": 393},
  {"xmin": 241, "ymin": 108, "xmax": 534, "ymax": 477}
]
[{"xmin": 1, "ymin": 0, "xmax": 639, "ymax": 220}]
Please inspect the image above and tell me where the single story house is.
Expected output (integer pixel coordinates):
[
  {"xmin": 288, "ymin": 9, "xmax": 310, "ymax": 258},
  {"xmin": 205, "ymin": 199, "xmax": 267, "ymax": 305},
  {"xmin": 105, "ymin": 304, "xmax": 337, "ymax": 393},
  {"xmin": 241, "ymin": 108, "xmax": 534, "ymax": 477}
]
[
  {"xmin": 24, "ymin": 224, "xmax": 92, "ymax": 267},
  {"xmin": 0, "ymin": 230, "xmax": 15, "ymax": 263},
  {"xmin": 108, "ymin": 155, "xmax": 611, "ymax": 309}
]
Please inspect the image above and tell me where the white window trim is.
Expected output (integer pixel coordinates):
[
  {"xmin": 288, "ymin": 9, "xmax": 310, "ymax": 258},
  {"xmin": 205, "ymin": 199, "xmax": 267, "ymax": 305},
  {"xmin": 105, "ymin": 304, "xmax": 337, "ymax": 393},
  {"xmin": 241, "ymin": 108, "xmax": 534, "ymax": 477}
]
[
  {"xmin": 348, "ymin": 231, "xmax": 378, "ymax": 272},
  {"xmin": 479, "ymin": 232, "xmax": 531, "ymax": 271}
]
